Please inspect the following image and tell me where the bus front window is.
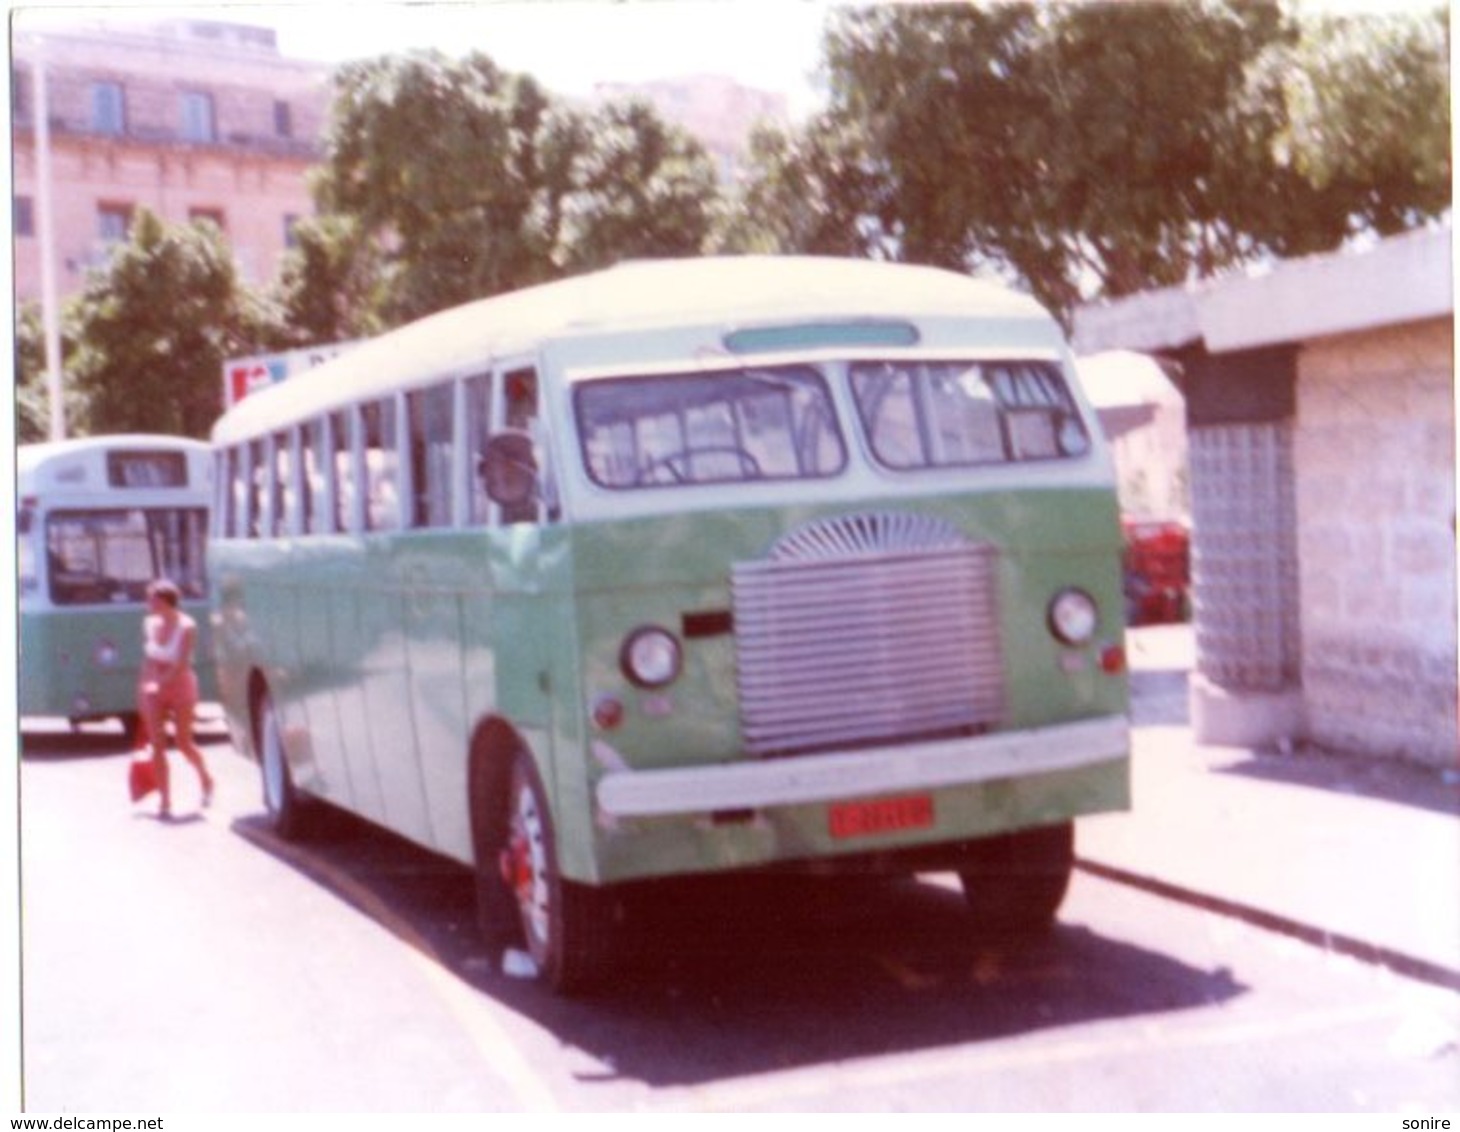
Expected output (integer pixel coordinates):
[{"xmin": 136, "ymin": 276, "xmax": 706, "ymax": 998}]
[
  {"xmin": 576, "ymin": 366, "xmax": 845, "ymax": 489},
  {"xmin": 46, "ymin": 508, "xmax": 208, "ymax": 605},
  {"xmin": 851, "ymin": 360, "xmax": 1092, "ymax": 469}
]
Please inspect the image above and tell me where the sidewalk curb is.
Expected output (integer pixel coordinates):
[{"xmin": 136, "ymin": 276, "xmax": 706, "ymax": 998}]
[{"xmin": 1075, "ymin": 857, "xmax": 1460, "ymax": 994}]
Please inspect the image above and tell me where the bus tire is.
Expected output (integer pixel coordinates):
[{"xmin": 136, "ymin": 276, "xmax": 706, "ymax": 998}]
[
  {"xmin": 256, "ymin": 687, "xmax": 309, "ymax": 841},
  {"xmin": 504, "ymin": 750, "xmax": 615, "ymax": 993},
  {"xmin": 469, "ymin": 742, "xmax": 524, "ymax": 953},
  {"xmin": 957, "ymin": 821, "xmax": 1074, "ymax": 935}
]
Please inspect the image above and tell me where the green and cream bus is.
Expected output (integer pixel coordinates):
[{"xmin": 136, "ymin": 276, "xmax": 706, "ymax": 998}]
[
  {"xmin": 18, "ymin": 435, "xmax": 215, "ymax": 740},
  {"xmin": 208, "ymin": 257, "xmax": 1130, "ymax": 991}
]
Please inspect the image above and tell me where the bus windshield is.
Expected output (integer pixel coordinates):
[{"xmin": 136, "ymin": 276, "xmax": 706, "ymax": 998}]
[
  {"xmin": 576, "ymin": 365, "xmax": 846, "ymax": 489},
  {"xmin": 45, "ymin": 508, "xmax": 208, "ymax": 606},
  {"xmin": 850, "ymin": 360, "xmax": 1091, "ymax": 469}
]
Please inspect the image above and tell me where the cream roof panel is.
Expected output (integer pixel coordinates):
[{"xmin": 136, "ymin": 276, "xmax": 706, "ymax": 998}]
[{"xmin": 212, "ymin": 256, "xmax": 1053, "ymax": 445}]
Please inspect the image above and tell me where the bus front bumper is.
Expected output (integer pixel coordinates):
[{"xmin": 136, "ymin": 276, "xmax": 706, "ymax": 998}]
[{"xmin": 595, "ymin": 714, "xmax": 1129, "ymax": 819}]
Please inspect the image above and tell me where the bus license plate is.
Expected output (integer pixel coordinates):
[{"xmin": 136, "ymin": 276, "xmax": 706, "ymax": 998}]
[{"xmin": 829, "ymin": 795, "xmax": 934, "ymax": 840}]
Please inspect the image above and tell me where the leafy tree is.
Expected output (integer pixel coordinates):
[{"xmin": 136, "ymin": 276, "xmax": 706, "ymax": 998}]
[
  {"xmin": 65, "ymin": 210, "xmax": 275, "ymax": 438},
  {"xmin": 735, "ymin": 1, "xmax": 1450, "ymax": 320},
  {"xmin": 12, "ymin": 303, "xmax": 76, "ymax": 444},
  {"xmin": 270, "ymin": 212, "xmax": 386, "ymax": 347},
  {"xmin": 316, "ymin": 51, "xmax": 581, "ymax": 325},
  {"xmin": 556, "ymin": 100, "xmax": 720, "ymax": 273},
  {"xmin": 717, "ymin": 115, "xmax": 888, "ymax": 257},
  {"xmin": 1251, "ymin": 7, "xmax": 1451, "ymax": 241},
  {"xmin": 312, "ymin": 51, "xmax": 722, "ymax": 327}
]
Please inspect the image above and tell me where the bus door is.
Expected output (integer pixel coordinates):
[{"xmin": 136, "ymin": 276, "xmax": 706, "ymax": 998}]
[{"xmin": 453, "ymin": 360, "xmax": 562, "ymax": 829}]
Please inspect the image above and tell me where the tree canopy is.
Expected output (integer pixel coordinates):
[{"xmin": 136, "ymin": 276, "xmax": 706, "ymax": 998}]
[
  {"xmin": 62, "ymin": 210, "xmax": 278, "ymax": 438},
  {"xmin": 17, "ymin": 9, "xmax": 1449, "ymax": 438},
  {"xmin": 726, "ymin": 0, "xmax": 1451, "ymax": 320},
  {"xmin": 312, "ymin": 51, "xmax": 721, "ymax": 327}
]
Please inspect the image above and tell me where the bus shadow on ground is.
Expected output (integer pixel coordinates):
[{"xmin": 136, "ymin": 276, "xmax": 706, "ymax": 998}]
[{"xmin": 234, "ymin": 804, "xmax": 1246, "ymax": 1091}]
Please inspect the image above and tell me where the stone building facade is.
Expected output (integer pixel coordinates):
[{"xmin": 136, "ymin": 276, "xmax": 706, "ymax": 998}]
[
  {"xmin": 1296, "ymin": 318, "xmax": 1456, "ymax": 763},
  {"xmin": 12, "ymin": 15, "xmax": 332, "ymax": 303},
  {"xmin": 1074, "ymin": 226, "xmax": 1455, "ymax": 769}
]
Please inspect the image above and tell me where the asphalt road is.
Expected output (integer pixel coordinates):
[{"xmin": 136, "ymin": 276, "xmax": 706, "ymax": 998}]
[{"xmin": 13, "ymin": 708, "xmax": 1460, "ymax": 1114}]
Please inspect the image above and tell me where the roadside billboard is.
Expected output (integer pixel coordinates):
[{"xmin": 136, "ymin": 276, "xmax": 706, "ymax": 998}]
[{"xmin": 222, "ymin": 341, "xmax": 361, "ymax": 408}]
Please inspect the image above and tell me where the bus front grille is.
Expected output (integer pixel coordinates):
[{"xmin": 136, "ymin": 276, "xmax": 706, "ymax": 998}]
[{"xmin": 731, "ymin": 514, "xmax": 1004, "ymax": 757}]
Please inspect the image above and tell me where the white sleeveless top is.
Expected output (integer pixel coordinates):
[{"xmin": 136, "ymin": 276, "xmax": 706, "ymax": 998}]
[{"xmin": 143, "ymin": 614, "xmax": 193, "ymax": 665}]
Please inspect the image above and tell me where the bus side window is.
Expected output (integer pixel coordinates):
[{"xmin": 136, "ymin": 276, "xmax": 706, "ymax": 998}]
[
  {"xmin": 17, "ymin": 500, "xmax": 37, "ymax": 594},
  {"xmin": 407, "ymin": 382, "xmax": 454, "ymax": 528},
  {"xmin": 465, "ymin": 373, "xmax": 494, "ymax": 527},
  {"xmin": 330, "ymin": 408, "xmax": 355, "ymax": 533},
  {"xmin": 500, "ymin": 367, "xmax": 541, "ymax": 525},
  {"xmin": 362, "ymin": 398, "xmax": 400, "ymax": 532},
  {"xmin": 301, "ymin": 418, "xmax": 331, "ymax": 534},
  {"xmin": 273, "ymin": 430, "xmax": 295, "ymax": 537},
  {"xmin": 248, "ymin": 438, "xmax": 268, "ymax": 538}
]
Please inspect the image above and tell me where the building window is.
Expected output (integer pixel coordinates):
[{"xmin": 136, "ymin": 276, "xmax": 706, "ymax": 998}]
[
  {"xmin": 273, "ymin": 100, "xmax": 293, "ymax": 138},
  {"xmin": 180, "ymin": 91, "xmax": 215, "ymax": 142},
  {"xmin": 91, "ymin": 81, "xmax": 126, "ymax": 136},
  {"xmin": 15, "ymin": 197, "xmax": 34, "ymax": 239},
  {"xmin": 97, "ymin": 203, "xmax": 134, "ymax": 245}
]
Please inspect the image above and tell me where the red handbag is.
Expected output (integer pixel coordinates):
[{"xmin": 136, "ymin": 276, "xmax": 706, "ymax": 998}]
[{"xmin": 128, "ymin": 753, "xmax": 158, "ymax": 802}]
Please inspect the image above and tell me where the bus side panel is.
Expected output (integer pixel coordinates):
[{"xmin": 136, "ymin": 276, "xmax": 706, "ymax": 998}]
[
  {"xmin": 19, "ymin": 604, "xmax": 214, "ymax": 722},
  {"xmin": 400, "ymin": 533, "xmax": 483, "ymax": 865},
  {"xmin": 288, "ymin": 540, "xmax": 364, "ymax": 818},
  {"xmin": 325, "ymin": 574, "xmax": 390, "ymax": 825},
  {"xmin": 353, "ymin": 539, "xmax": 434, "ymax": 846}
]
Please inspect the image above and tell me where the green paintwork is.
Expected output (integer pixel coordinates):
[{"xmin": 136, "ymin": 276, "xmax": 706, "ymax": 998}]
[
  {"xmin": 211, "ymin": 483, "xmax": 1128, "ymax": 884},
  {"xmin": 19, "ymin": 603, "xmax": 217, "ymax": 722}
]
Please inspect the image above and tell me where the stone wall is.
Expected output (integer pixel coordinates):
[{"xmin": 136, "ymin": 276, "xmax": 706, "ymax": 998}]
[{"xmin": 1295, "ymin": 317, "xmax": 1457, "ymax": 766}]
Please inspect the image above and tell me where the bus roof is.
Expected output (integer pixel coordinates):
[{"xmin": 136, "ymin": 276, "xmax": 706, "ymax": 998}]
[
  {"xmin": 18, "ymin": 434, "xmax": 211, "ymax": 492},
  {"xmin": 211, "ymin": 256, "xmax": 1055, "ymax": 446},
  {"xmin": 18, "ymin": 434, "xmax": 209, "ymax": 471}
]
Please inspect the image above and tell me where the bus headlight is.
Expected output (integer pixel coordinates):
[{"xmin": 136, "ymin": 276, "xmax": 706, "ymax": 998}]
[
  {"xmin": 93, "ymin": 640, "xmax": 119, "ymax": 667},
  {"xmin": 1048, "ymin": 589, "xmax": 1098, "ymax": 645},
  {"xmin": 620, "ymin": 626, "xmax": 682, "ymax": 688}
]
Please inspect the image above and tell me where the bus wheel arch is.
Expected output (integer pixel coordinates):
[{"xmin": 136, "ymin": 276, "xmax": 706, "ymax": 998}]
[
  {"xmin": 467, "ymin": 718, "xmax": 528, "ymax": 952},
  {"xmin": 249, "ymin": 672, "xmax": 310, "ymax": 840},
  {"xmin": 467, "ymin": 717, "xmax": 616, "ymax": 993}
]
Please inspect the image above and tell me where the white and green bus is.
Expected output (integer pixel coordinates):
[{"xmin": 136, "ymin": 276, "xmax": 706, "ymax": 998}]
[
  {"xmin": 209, "ymin": 257, "xmax": 1130, "ymax": 991},
  {"xmin": 18, "ymin": 435, "xmax": 215, "ymax": 740}
]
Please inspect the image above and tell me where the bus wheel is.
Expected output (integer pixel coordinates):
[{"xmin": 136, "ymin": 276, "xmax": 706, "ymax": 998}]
[
  {"xmin": 504, "ymin": 752, "xmax": 614, "ymax": 993},
  {"xmin": 470, "ymin": 751, "xmax": 523, "ymax": 953},
  {"xmin": 957, "ymin": 821, "xmax": 1074, "ymax": 935},
  {"xmin": 257, "ymin": 690, "xmax": 308, "ymax": 841}
]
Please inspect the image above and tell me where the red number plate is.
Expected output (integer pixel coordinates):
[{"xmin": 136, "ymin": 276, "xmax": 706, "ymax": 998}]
[{"xmin": 828, "ymin": 795, "xmax": 934, "ymax": 840}]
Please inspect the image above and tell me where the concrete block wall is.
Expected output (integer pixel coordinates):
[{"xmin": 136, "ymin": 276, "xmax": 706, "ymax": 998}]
[{"xmin": 1295, "ymin": 318, "xmax": 1458, "ymax": 767}]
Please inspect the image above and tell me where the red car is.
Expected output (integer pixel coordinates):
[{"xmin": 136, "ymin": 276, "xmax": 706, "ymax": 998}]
[{"xmin": 1123, "ymin": 519, "xmax": 1190, "ymax": 626}]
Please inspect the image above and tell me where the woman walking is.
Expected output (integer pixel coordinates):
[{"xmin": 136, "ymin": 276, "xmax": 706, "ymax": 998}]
[{"xmin": 139, "ymin": 578, "xmax": 214, "ymax": 819}]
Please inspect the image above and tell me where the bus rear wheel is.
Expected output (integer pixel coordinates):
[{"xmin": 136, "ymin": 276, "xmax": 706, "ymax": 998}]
[
  {"xmin": 957, "ymin": 821, "xmax": 1075, "ymax": 935},
  {"xmin": 503, "ymin": 751, "xmax": 615, "ymax": 993}
]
